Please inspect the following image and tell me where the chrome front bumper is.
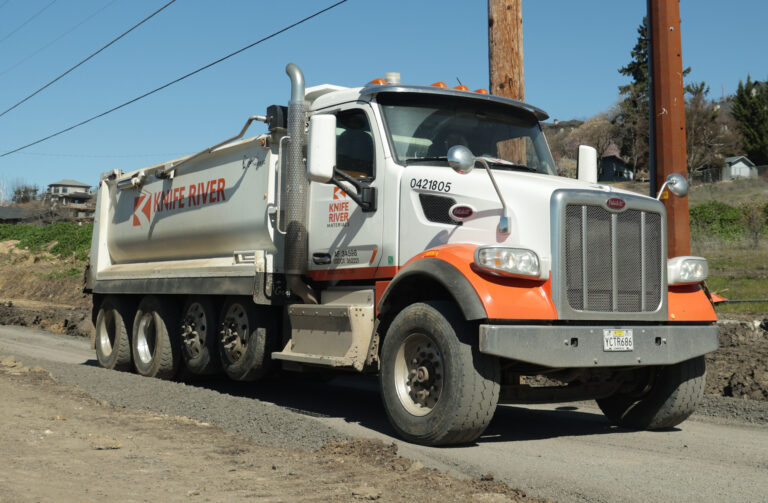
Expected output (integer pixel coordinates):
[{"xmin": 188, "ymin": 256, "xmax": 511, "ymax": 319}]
[{"xmin": 478, "ymin": 324, "xmax": 718, "ymax": 368}]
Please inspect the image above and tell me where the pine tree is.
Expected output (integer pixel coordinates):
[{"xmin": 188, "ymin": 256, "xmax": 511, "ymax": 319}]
[
  {"xmin": 613, "ymin": 17, "xmax": 690, "ymax": 177},
  {"xmin": 731, "ymin": 76, "xmax": 768, "ymax": 165}
]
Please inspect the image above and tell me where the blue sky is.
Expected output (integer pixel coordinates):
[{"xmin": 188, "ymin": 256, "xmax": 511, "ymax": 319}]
[{"xmin": 0, "ymin": 0, "xmax": 765, "ymax": 193}]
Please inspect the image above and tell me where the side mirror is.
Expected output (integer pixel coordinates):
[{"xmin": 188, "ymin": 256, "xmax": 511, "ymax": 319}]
[
  {"xmin": 656, "ymin": 173, "xmax": 689, "ymax": 200},
  {"xmin": 307, "ymin": 114, "xmax": 336, "ymax": 183},
  {"xmin": 447, "ymin": 145, "xmax": 475, "ymax": 174},
  {"xmin": 577, "ymin": 145, "xmax": 598, "ymax": 183}
]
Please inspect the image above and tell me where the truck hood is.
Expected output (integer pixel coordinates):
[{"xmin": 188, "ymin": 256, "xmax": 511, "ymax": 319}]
[{"xmin": 398, "ymin": 166, "xmax": 654, "ymax": 279}]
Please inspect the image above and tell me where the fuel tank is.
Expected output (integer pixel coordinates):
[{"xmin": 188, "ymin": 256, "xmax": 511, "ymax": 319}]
[{"xmin": 104, "ymin": 136, "xmax": 276, "ymax": 264}]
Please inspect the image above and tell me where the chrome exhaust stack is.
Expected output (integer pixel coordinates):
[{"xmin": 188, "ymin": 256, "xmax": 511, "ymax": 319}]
[{"xmin": 284, "ymin": 63, "xmax": 317, "ymax": 304}]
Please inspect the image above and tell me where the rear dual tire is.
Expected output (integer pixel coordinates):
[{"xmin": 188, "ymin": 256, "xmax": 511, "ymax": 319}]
[
  {"xmin": 94, "ymin": 296, "xmax": 134, "ymax": 371},
  {"xmin": 218, "ymin": 297, "xmax": 276, "ymax": 382},
  {"xmin": 132, "ymin": 295, "xmax": 180, "ymax": 379}
]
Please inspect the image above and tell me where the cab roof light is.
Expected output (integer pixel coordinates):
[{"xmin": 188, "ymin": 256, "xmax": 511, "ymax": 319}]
[
  {"xmin": 369, "ymin": 78, "xmax": 387, "ymax": 85},
  {"xmin": 474, "ymin": 88, "xmax": 489, "ymax": 94},
  {"xmin": 431, "ymin": 81, "xmax": 447, "ymax": 88},
  {"xmin": 453, "ymin": 85, "xmax": 469, "ymax": 91}
]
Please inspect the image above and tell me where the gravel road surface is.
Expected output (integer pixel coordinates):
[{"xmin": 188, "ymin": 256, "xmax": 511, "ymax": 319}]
[{"xmin": 2, "ymin": 325, "xmax": 767, "ymax": 503}]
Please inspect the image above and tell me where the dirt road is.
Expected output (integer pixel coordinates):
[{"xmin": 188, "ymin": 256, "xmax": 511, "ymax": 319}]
[{"xmin": 2, "ymin": 326, "xmax": 767, "ymax": 502}]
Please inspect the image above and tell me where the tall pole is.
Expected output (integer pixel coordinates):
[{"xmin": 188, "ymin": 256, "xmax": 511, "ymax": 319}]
[
  {"xmin": 488, "ymin": 0, "xmax": 524, "ymax": 101},
  {"xmin": 649, "ymin": 0, "xmax": 690, "ymax": 256}
]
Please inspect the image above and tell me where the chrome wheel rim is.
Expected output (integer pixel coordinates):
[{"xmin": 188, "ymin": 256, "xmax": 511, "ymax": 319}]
[
  {"xmin": 136, "ymin": 312, "xmax": 157, "ymax": 365},
  {"xmin": 181, "ymin": 302, "xmax": 207, "ymax": 358},
  {"xmin": 98, "ymin": 310, "xmax": 116, "ymax": 355},
  {"xmin": 220, "ymin": 303, "xmax": 248, "ymax": 363},
  {"xmin": 393, "ymin": 333, "xmax": 443, "ymax": 416}
]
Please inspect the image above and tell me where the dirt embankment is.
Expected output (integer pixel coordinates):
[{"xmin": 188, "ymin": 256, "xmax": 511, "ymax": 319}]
[
  {"xmin": 0, "ymin": 356, "xmax": 545, "ymax": 503},
  {"xmin": 0, "ymin": 241, "xmax": 92, "ymax": 337},
  {"xmin": 0, "ymin": 240, "xmax": 766, "ymax": 402}
]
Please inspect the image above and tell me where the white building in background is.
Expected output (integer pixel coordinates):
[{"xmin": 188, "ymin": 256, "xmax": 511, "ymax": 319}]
[
  {"xmin": 44, "ymin": 179, "xmax": 92, "ymax": 199},
  {"xmin": 721, "ymin": 156, "xmax": 757, "ymax": 181}
]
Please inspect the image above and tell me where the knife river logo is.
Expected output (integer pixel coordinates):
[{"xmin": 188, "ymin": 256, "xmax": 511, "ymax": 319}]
[{"xmin": 133, "ymin": 178, "xmax": 227, "ymax": 227}]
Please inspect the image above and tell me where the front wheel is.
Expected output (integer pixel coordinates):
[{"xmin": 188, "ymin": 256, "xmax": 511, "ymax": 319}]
[
  {"xmin": 597, "ymin": 356, "xmax": 706, "ymax": 429},
  {"xmin": 379, "ymin": 302, "xmax": 499, "ymax": 446}
]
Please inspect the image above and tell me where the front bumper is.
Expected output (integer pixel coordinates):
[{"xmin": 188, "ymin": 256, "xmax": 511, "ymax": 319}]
[{"xmin": 478, "ymin": 324, "xmax": 718, "ymax": 368}]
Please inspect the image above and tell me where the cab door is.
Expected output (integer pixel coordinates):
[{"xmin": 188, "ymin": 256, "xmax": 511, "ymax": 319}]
[{"xmin": 307, "ymin": 104, "xmax": 384, "ymax": 281}]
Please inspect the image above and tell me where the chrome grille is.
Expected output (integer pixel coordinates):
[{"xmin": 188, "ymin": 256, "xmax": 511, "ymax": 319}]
[{"xmin": 563, "ymin": 204, "xmax": 662, "ymax": 313}]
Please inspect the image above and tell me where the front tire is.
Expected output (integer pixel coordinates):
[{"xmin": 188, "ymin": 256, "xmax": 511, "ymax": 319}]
[
  {"xmin": 95, "ymin": 296, "xmax": 134, "ymax": 371},
  {"xmin": 379, "ymin": 302, "xmax": 499, "ymax": 446},
  {"xmin": 132, "ymin": 295, "xmax": 180, "ymax": 379},
  {"xmin": 597, "ymin": 356, "xmax": 706, "ymax": 429}
]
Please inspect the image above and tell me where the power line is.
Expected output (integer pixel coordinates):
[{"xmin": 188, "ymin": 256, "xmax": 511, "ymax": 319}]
[
  {"xmin": 0, "ymin": 0, "xmax": 58, "ymax": 45},
  {"xmin": 14, "ymin": 151, "xmax": 188, "ymax": 159},
  {"xmin": 0, "ymin": 0, "xmax": 348, "ymax": 159},
  {"xmin": 0, "ymin": 0, "xmax": 118, "ymax": 80},
  {"xmin": 0, "ymin": 0, "xmax": 177, "ymax": 120}
]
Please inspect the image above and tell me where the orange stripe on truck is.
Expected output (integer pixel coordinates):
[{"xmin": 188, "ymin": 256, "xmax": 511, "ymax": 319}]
[{"xmin": 404, "ymin": 244, "xmax": 557, "ymax": 320}]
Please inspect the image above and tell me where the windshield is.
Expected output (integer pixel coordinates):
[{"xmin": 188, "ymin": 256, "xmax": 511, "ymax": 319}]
[{"xmin": 377, "ymin": 92, "xmax": 556, "ymax": 175}]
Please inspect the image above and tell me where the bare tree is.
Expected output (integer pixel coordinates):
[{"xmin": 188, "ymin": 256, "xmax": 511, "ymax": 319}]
[{"xmin": 686, "ymin": 82, "xmax": 743, "ymax": 174}]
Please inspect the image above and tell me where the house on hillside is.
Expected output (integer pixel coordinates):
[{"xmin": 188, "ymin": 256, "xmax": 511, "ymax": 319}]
[
  {"xmin": 599, "ymin": 155, "xmax": 634, "ymax": 182},
  {"xmin": 44, "ymin": 179, "xmax": 95, "ymax": 222},
  {"xmin": 721, "ymin": 156, "xmax": 757, "ymax": 181}
]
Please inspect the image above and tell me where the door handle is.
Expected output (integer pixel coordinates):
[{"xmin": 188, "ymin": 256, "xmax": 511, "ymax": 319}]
[{"xmin": 312, "ymin": 253, "xmax": 331, "ymax": 265}]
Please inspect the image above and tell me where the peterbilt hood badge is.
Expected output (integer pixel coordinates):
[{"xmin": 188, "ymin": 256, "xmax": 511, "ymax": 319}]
[
  {"xmin": 605, "ymin": 197, "xmax": 627, "ymax": 211},
  {"xmin": 449, "ymin": 204, "xmax": 475, "ymax": 221}
]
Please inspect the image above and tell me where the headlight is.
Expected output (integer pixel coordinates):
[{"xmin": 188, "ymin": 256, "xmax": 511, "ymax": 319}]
[
  {"xmin": 474, "ymin": 246, "xmax": 540, "ymax": 279},
  {"xmin": 668, "ymin": 256, "xmax": 708, "ymax": 285}
]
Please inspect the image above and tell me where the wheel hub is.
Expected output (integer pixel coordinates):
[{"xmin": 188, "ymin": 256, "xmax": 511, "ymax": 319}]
[
  {"xmin": 394, "ymin": 333, "xmax": 443, "ymax": 416},
  {"xmin": 181, "ymin": 317, "xmax": 202, "ymax": 357}
]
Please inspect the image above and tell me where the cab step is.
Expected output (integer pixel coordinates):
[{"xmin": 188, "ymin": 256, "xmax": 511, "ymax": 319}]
[{"xmin": 271, "ymin": 288, "xmax": 375, "ymax": 371}]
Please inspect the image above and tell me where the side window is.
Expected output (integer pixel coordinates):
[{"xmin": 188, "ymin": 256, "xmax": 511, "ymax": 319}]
[{"xmin": 336, "ymin": 109, "xmax": 374, "ymax": 180}]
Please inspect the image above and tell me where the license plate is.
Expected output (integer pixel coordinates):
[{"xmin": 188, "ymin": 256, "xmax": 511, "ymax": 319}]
[{"xmin": 603, "ymin": 329, "xmax": 634, "ymax": 352}]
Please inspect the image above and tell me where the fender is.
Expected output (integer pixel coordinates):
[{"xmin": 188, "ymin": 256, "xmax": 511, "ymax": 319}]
[
  {"xmin": 378, "ymin": 244, "xmax": 558, "ymax": 321},
  {"xmin": 378, "ymin": 257, "xmax": 487, "ymax": 320},
  {"xmin": 667, "ymin": 284, "xmax": 717, "ymax": 322}
]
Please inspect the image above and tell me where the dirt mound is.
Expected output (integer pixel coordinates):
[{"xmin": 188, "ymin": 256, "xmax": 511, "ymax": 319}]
[
  {"xmin": 706, "ymin": 318, "xmax": 768, "ymax": 400},
  {"xmin": 318, "ymin": 439, "xmax": 545, "ymax": 502}
]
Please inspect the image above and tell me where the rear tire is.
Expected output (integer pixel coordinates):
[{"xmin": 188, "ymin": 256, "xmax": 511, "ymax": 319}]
[
  {"xmin": 179, "ymin": 296, "xmax": 220, "ymax": 375},
  {"xmin": 218, "ymin": 297, "xmax": 276, "ymax": 382},
  {"xmin": 94, "ymin": 296, "xmax": 134, "ymax": 371},
  {"xmin": 597, "ymin": 356, "xmax": 706, "ymax": 429},
  {"xmin": 132, "ymin": 295, "xmax": 180, "ymax": 379},
  {"xmin": 379, "ymin": 302, "xmax": 499, "ymax": 446}
]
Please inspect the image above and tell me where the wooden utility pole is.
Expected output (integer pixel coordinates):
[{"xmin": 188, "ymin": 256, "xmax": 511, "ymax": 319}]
[
  {"xmin": 489, "ymin": 0, "xmax": 524, "ymax": 162},
  {"xmin": 649, "ymin": 0, "xmax": 690, "ymax": 256},
  {"xmin": 488, "ymin": 0, "xmax": 524, "ymax": 101}
]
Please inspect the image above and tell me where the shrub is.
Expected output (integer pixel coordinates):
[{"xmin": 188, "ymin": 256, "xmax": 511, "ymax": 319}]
[{"xmin": 690, "ymin": 201, "xmax": 745, "ymax": 242}]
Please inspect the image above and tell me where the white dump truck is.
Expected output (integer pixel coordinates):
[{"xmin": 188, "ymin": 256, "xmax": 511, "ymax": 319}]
[{"xmin": 87, "ymin": 63, "xmax": 718, "ymax": 445}]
